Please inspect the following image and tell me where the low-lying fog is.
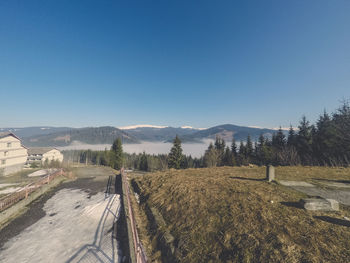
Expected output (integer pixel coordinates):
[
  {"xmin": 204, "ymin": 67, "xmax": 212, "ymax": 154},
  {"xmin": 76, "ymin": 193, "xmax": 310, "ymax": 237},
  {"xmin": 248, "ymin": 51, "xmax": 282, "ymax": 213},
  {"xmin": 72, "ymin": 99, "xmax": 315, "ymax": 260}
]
[{"xmin": 58, "ymin": 139, "xmax": 217, "ymax": 158}]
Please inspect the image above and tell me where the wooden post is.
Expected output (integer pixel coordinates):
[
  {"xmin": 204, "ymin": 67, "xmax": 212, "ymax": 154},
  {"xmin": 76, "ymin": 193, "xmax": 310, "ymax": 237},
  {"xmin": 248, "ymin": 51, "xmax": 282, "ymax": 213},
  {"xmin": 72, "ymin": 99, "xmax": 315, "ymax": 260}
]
[{"xmin": 266, "ymin": 165, "xmax": 275, "ymax": 182}]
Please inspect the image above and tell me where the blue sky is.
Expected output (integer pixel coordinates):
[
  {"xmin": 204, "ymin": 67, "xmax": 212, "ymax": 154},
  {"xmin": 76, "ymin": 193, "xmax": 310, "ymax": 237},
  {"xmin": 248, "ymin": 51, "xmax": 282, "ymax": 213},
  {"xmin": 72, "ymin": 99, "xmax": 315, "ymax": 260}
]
[{"xmin": 1, "ymin": 0, "xmax": 349, "ymax": 128}]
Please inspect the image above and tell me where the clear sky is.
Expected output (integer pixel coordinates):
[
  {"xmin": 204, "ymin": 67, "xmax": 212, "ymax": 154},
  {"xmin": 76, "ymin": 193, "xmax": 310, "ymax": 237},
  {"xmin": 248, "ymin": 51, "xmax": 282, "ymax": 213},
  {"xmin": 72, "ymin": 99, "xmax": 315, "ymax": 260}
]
[{"xmin": 1, "ymin": 0, "xmax": 349, "ymax": 128}]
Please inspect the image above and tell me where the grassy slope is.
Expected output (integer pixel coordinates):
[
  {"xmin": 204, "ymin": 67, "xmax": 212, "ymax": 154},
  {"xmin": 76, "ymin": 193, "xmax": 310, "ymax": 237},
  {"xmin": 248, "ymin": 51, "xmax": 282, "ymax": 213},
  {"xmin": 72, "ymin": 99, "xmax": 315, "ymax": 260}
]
[{"xmin": 134, "ymin": 166, "xmax": 350, "ymax": 263}]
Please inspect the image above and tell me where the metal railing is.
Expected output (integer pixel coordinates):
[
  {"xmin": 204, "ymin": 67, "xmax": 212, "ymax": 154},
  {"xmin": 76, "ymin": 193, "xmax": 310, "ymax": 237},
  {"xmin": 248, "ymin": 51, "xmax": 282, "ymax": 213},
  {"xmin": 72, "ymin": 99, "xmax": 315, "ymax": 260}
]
[
  {"xmin": 0, "ymin": 169, "xmax": 66, "ymax": 212},
  {"xmin": 121, "ymin": 168, "xmax": 147, "ymax": 263}
]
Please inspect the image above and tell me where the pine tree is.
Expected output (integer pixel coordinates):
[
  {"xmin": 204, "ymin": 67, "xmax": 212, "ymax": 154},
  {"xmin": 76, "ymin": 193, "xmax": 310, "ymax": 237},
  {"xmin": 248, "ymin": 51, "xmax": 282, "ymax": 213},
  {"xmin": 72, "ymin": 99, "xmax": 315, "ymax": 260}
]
[
  {"xmin": 139, "ymin": 151, "xmax": 148, "ymax": 171},
  {"xmin": 203, "ymin": 142, "xmax": 218, "ymax": 167},
  {"xmin": 331, "ymin": 101, "xmax": 350, "ymax": 165},
  {"xmin": 110, "ymin": 138, "xmax": 124, "ymax": 169},
  {"xmin": 237, "ymin": 140, "xmax": 246, "ymax": 165},
  {"xmin": 168, "ymin": 135, "xmax": 184, "ymax": 169},
  {"xmin": 246, "ymin": 135, "xmax": 254, "ymax": 162},
  {"xmin": 273, "ymin": 127, "xmax": 286, "ymax": 150},
  {"xmin": 230, "ymin": 136, "xmax": 237, "ymax": 166},
  {"xmin": 296, "ymin": 116, "xmax": 314, "ymax": 165},
  {"xmin": 287, "ymin": 125, "xmax": 296, "ymax": 147},
  {"xmin": 256, "ymin": 134, "xmax": 265, "ymax": 165},
  {"xmin": 231, "ymin": 136, "xmax": 237, "ymax": 156},
  {"xmin": 214, "ymin": 136, "xmax": 226, "ymax": 166},
  {"xmin": 222, "ymin": 146, "xmax": 233, "ymax": 166},
  {"xmin": 312, "ymin": 111, "xmax": 334, "ymax": 165}
]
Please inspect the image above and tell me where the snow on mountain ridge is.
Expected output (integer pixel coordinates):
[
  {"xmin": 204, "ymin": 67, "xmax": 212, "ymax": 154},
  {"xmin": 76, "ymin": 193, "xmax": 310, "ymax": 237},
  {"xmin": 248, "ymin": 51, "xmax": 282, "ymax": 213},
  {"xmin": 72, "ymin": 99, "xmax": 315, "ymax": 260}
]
[
  {"xmin": 119, "ymin": 124, "xmax": 169, "ymax": 130},
  {"xmin": 119, "ymin": 124, "xmax": 206, "ymax": 130}
]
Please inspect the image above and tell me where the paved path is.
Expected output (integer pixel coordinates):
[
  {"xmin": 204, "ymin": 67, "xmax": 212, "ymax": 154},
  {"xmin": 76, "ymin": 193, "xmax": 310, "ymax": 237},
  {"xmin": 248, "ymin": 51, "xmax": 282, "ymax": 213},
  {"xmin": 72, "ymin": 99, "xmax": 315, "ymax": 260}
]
[
  {"xmin": 280, "ymin": 180, "xmax": 350, "ymax": 206},
  {"xmin": 0, "ymin": 189, "xmax": 121, "ymax": 263}
]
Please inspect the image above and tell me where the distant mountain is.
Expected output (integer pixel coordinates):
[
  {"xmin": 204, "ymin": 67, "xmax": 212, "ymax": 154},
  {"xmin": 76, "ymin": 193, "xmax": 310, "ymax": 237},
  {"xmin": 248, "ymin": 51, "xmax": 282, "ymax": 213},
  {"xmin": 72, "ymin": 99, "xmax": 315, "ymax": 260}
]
[
  {"xmin": 0, "ymin": 127, "xmax": 72, "ymax": 138},
  {"xmin": 1, "ymin": 124, "xmax": 285, "ymax": 147},
  {"xmin": 21, "ymin": 126, "xmax": 138, "ymax": 147},
  {"xmin": 176, "ymin": 124, "xmax": 279, "ymax": 143},
  {"xmin": 121, "ymin": 126, "xmax": 199, "ymax": 142}
]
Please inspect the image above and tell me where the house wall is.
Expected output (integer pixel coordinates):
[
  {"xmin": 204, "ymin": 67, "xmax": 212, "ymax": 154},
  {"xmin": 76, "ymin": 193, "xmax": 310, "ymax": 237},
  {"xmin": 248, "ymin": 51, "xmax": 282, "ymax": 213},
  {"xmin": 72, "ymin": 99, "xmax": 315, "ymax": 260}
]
[
  {"xmin": 42, "ymin": 149, "xmax": 64, "ymax": 163},
  {"xmin": 0, "ymin": 135, "xmax": 28, "ymax": 176}
]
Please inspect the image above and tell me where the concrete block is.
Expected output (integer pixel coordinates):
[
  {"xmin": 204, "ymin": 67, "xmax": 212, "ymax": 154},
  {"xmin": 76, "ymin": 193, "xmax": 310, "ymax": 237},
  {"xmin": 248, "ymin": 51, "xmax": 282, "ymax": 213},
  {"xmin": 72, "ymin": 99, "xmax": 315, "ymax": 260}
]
[
  {"xmin": 279, "ymin": 181, "xmax": 314, "ymax": 187},
  {"xmin": 301, "ymin": 198, "xmax": 339, "ymax": 211},
  {"xmin": 266, "ymin": 165, "xmax": 275, "ymax": 182}
]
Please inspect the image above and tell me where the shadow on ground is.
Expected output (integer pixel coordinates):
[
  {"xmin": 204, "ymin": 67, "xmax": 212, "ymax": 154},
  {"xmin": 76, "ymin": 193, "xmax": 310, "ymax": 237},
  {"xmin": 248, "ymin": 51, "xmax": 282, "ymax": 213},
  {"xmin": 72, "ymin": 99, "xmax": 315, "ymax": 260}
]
[
  {"xmin": 312, "ymin": 178, "xmax": 350, "ymax": 184},
  {"xmin": 280, "ymin": 201, "xmax": 304, "ymax": 209},
  {"xmin": 313, "ymin": 216, "xmax": 350, "ymax": 227},
  {"xmin": 229, "ymin": 176, "xmax": 265, "ymax": 182}
]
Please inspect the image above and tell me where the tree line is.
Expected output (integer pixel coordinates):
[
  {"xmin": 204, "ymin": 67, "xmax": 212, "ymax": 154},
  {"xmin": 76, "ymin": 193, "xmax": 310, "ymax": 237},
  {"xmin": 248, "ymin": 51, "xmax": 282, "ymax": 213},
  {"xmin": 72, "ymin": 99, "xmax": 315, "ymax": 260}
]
[
  {"xmin": 201, "ymin": 101, "xmax": 350, "ymax": 167},
  {"xmin": 62, "ymin": 135, "xmax": 201, "ymax": 171},
  {"xmin": 63, "ymin": 101, "xmax": 350, "ymax": 170}
]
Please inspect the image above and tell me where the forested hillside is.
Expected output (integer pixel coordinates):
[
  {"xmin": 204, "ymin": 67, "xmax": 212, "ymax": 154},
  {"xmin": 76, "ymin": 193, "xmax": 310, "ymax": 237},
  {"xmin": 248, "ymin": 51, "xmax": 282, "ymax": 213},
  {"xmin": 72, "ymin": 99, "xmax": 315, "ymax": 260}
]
[
  {"xmin": 22, "ymin": 126, "xmax": 138, "ymax": 147},
  {"xmin": 177, "ymin": 124, "xmax": 278, "ymax": 142},
  {"xmin": 122, "ymin": 126, "xmax": 198, "ymax": 141}
]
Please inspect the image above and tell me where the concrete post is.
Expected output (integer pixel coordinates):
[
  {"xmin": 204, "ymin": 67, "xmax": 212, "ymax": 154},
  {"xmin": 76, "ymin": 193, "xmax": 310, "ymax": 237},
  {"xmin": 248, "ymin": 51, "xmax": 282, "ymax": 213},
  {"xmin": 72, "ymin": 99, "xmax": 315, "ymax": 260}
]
[{"xmin": 266, "ymin": 165, "xmax": 275, "ymax": 182}]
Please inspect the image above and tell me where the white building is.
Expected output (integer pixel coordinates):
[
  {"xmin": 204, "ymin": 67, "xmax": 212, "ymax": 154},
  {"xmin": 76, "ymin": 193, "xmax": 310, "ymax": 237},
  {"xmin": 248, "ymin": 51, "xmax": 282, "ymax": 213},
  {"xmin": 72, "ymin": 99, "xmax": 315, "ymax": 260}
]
[
  {"xmin": 27, "ymin": 147, "xmax": 64, "ymax": 165},
  {"xmin": 0, "ymin": 132, "xmax": 28, "ymax": 176}
]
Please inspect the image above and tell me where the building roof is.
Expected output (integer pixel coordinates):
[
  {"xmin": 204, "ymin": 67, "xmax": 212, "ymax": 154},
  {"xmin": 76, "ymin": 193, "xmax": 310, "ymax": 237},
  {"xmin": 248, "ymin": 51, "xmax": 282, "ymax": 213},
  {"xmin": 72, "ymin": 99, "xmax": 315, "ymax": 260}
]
[
  {"xmin": 28, "ymin": 147, "xmax": 58, "ymax": 155},
  {"xmin": 0, "ymin": 131, "xmax": 21, "ymax": 141}
]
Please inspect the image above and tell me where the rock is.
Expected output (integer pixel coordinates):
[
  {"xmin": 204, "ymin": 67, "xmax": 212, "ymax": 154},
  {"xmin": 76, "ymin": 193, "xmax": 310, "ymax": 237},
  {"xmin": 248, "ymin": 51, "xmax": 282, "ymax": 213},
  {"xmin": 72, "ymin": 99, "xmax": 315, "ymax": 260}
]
[{"xmin": 301, "ymin": 198, "xmax": 339, "ymax": 211}]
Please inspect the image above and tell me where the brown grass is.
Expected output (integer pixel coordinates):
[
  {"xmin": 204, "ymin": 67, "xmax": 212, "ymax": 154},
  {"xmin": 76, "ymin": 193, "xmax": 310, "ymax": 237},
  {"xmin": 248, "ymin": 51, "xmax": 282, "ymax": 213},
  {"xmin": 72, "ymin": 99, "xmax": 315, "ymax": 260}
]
[
  {"xmin": 129, "ymin": 172, "xmax": 162, "ymax": 262},
  {"xmin": 133, "ymin": 166, "xmax": 350, "ymax": 263},
  {"xmin": 0, "ymin": 169, "xmax": 42, "ymax": 194}
]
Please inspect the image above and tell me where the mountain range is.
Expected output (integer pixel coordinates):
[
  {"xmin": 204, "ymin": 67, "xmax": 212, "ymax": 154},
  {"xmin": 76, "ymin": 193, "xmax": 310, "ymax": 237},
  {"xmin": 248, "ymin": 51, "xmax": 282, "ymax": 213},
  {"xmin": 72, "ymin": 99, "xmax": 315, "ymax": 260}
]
[{"xmin": 1, "ymin": 124, "xmax": 282, "ymax": 147}]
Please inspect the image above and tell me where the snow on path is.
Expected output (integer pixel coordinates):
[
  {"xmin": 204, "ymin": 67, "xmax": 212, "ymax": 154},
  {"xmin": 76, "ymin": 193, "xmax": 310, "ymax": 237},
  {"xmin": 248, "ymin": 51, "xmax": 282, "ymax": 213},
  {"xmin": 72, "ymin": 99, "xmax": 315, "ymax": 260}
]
[
  {"xmin": 0, "ymin": 187, "xmax": 22, "ymax": 195},
  {"xmin": 0, "ymin": 189, "xmax": 121, "ymax": 263},
  {"xmin": 0, "ymin": 183, "xmax": 19, "ymax": 189},
  {"xmin": 27, "ymin": 169, "xmax": 59, "ymax": 177}
]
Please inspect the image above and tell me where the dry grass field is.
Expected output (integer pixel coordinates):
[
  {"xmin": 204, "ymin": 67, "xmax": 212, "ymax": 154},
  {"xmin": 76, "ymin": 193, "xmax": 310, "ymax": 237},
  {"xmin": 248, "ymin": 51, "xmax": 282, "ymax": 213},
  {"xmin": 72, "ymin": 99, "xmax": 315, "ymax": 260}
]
[{"xmin": 132, "ymin": 166, "xmax": 350, "ymax": 263}]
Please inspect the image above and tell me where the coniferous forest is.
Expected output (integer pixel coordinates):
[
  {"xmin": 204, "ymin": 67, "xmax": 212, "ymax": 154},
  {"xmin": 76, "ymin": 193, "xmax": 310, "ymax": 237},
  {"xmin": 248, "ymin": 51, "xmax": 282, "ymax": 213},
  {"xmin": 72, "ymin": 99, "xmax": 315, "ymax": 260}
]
[{"xmin": 64, "ymin": 101, "xmax": 350, "ymax": 170}]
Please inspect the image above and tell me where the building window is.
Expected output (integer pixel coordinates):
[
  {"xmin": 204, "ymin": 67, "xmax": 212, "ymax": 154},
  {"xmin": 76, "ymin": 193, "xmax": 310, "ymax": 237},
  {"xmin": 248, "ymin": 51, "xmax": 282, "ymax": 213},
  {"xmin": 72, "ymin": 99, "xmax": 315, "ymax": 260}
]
[
  {"xmin": 4, "ymin": 151, "xmax": 8, "ymax": 156},
  {"xmin": 1, "ymin": 160, "xmax": 5, "ymax": 165},
  {"xmin": 7, "ymin": 142, "xmax": 11, "ymax": 148}
]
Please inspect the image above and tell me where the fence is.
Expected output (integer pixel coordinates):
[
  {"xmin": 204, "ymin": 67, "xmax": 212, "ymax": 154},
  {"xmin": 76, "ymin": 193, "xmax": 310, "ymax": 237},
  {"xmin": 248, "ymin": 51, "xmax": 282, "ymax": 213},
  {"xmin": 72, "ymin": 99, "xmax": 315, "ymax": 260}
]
[
  {"xmin": 0, "ymin": 169, "xmax": 65, "ymax": 213},
  {"xmin": 121, "ymin": 168, "xmax": 147, "ymax": 263}
]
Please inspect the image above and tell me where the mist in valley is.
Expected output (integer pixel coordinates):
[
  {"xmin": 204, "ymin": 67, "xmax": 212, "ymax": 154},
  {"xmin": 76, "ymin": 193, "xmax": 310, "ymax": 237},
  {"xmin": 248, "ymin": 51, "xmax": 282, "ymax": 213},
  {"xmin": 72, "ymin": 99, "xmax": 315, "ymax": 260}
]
[{"xmin": 57, "ymin": 139, "xmax": 218, "ymax": 158}]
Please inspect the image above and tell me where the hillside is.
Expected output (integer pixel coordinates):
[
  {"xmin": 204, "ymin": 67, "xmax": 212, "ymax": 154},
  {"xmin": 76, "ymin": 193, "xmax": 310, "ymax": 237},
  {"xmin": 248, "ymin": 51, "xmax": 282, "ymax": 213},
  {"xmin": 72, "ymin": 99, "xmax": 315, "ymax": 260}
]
[
  {"xmin": 121, "ymin": 126, "xmax": 198, "ymax": 142},
  {"xmin": 21, "ymin": 126, "xmax": 138, "ymax": 147},
  {"xmin": 177, "ymin": 124, "xmax": 278, "ymax": 142},
  {"xmin": 132, "ymin": 167, "xmax": 350, "ymax": 262},
  {"xmin": 0, "ymin": 127, "xmax": 72, "ymax": 138}
]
